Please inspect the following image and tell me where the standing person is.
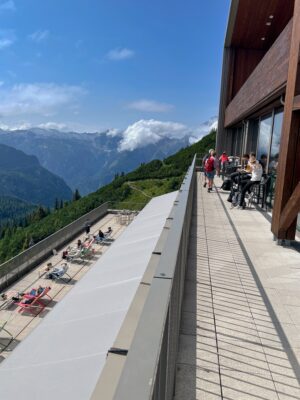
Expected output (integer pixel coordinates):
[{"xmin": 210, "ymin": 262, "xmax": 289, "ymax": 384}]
[
  {"xmin": 205, "ymin": 150, "xmax": 219, "ymax": 193},
  {"xmin": 219, "ymin": 151, "xmax": 229, "ymax": 177},
  {"xmin": 202, "ymin": 149, "xmax": 214, "ymax": 188},
  {"xmin": 84, "ymin": 220, "xmax": 90, "ymax": 234},
  {"xmin": 238, "ymin": 152, "xmax": 263, "ymax": 209}
]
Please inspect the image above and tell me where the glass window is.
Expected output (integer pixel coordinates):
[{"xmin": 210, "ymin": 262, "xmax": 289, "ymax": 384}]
[
  {"xmin": 269, "ymin": 111, "xmax": 283, "ymax": 174},
  {"xmin": 230, "ymin": 129, "xmax": 236, "ymax": 156},
  {"xmin": 235, "ymin": 127, "xmax": 242, "ymax": 156},
  {"xmin": 257, "ymin": 114, "xmax": 273, "ymax": 172},
  {"xmin": 246, "ymin": 119, "xmax": 259, "ymax": 154}
]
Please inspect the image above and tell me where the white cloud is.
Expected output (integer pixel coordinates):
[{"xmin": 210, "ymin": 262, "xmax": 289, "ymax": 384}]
[
  {"xmin": 106, "ymin": 128, "xmax": 121, "ymax": 137},
  {"xmin": 0, "ymin": 0, "xmax": 15, "ymax": 11},
  {"xmin": 0, "ymin": 30, "xmax": 15, "ymax": 49},
  {"xmin": 118, "ymin": 119, "xmax": 189, "ymax": 152},
  {"xmin": 37, "ymin": 122, "xmax": 68, "ymax": 130},
  {"xmin": 189, "ymin": 116, "xmax": 218, "ymax": 143},
  {"xmin": 127, "ymin": 99, "xmax": 174, "ymax": 113},
  {"xmin": 106, "ymin": 47, "xmax": 135, "ymax": 61},
  {"xmin": 0, "ymin": 83, "xmax": 86, "ymax": 117},
  {"xmin": 0, "ymin": 121, "xmax": 68, "ymax": 131},
  {"xmin": 28, "ymin": 30, "xmax": 49, "ymax": 43},
  {"xmin": 0, "ymin": 38, "xmax": 13, "ymax": 49}
]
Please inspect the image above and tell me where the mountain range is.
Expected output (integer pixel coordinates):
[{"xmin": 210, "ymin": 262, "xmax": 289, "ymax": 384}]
[
  {"xmin": 0, "ymin": 129, "xmax": 216, "ymax": 263},
  {"xmin": 0, "ymin": 117, "xmax": 217, "ymax": 195},
  {"xmin": 0, "ymin": 144, "xmax": 72, "ymax": 207}
]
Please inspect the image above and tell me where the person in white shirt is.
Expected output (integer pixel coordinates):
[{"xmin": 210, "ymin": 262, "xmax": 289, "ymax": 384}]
[{"xmin": 238, "ymin": 152, "xmax": 262, "ymax": 209}]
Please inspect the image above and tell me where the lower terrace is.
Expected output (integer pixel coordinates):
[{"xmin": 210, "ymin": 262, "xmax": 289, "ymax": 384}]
[{"xmin": 0, "ymin": 210, "xmax": 130, "ymax": 362}]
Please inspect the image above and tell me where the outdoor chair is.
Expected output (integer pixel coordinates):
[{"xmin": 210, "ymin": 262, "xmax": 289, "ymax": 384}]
[
  {"xmin": 66, "ymin": 248, "xmax": 82, "ymax": 262},
  {"xmin": 80, "ymin": 246, "xmax": 94, "ymax": 259},
  {"xmin": 95, "ymin": 235, "xmax": 109, "ymax": 244},
  {"xmin": 16, "ymin": 287, "xmax": 52, "ymax": 315},
  {"xmin": 247, "ymin": 175, "xmax": 271, "ymax": 209},
  {"xmin": 47, "ymin": 263, "xmax": 71, "ymax": 282}
]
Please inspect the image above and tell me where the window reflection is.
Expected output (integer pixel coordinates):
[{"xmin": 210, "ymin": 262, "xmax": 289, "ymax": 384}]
[
  {"xmin": 257, "ymin": 115, "xmax": 272, "ymax": 166},
  {"xmin": 269, "ymin": 111, "xmax": 283, "ymax": 173}
]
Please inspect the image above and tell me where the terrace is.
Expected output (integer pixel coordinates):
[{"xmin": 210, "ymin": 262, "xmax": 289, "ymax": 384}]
[
  {"xmin": 0, "ymin": 159, "xmax": 299, "ymax": 400},
  {"xmin": 0, "ymin": 210, "xmax": 129, "ymax": 361}
]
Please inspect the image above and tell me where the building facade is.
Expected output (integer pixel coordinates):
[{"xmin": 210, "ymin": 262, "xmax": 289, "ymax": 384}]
[{"xmin": 217, "ymin": 0, "xmax": 300, "ymax": 241}]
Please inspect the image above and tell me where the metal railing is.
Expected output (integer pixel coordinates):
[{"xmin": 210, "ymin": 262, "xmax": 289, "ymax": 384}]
[
  {"xmin": 112, "ymin": 156, "xmax": 196, "ymax": 400},
  {"xmin": 0, "ymin": 202, "xmax": 108, "ymax": 292}
]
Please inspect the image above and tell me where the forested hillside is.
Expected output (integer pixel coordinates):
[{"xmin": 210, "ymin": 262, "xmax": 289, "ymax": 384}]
[
  {"xmin": 0, "ymin": 130, "xmax": 216, "ymax": 263},
  {"xmin": 0, "ymin": 197, "xmax": 36, "ymax": 228},
  {"xmin": 0, "ymin": 144, "xmax": 73, "ymax": 207}
]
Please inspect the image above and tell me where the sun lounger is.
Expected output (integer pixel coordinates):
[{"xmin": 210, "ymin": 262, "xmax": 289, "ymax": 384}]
[
  {"xmin": 47, "ymin": 264, "xmax": 71, "ymax": 282},
  {"xmin": 16, "ymin": 287, "xmax": 52, "ymax": 315},
  {"xmin": 66, "ymin": 248, "xmax": 82, "ymax": 262}
]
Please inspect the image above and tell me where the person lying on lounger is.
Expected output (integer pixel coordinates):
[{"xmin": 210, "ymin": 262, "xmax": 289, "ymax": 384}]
[{"xmin": 12, "ymin": 286, "xmax": 45, "ymax": 304}]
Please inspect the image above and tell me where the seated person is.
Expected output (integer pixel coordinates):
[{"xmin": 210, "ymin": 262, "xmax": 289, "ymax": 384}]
[
  {"xmin": 46, "ymin": 264, "xmax": 67, "ymax": 280},
  {"xmin": 13, "ymin": 286, "xmax": 45, "ymax": 304},
  {"xmin": 269, "ymin": 155, "xmax": 279, "ymax": 173},
  {"xmin": 238, "ymin": 152, "xmax": 263, "ymax": 209},
  {"xmin": 94, "ymin": 230, "xmax": 105, "ymax": 243},
  {"xmin": 105, "ymin": 227, "xmax": 112, "ymax": 235},
  {"xmin": 62, "ymin": 250, "xmax": 68, "ymax": 260},
  {"xmin": 259, "ymin": 154, "xmax": 268, "ymax": 173},
  {"xmin": 230, "ymin": 154, "xmax": 251, "ymax": 185}
]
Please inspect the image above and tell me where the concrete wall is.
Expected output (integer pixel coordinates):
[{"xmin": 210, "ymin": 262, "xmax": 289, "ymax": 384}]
[{"xmin": 0, "ymin": 202, "xmax": 108, "ymax": 292}]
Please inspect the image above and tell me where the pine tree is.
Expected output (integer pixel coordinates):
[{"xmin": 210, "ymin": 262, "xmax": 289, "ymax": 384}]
[
  {"xmin": 54, "ymin": 198, "xmax": 59, "ymax": 210},
  {"xmin": 73, "ymin": 189, "xmax": 81, "ymax": 201}
]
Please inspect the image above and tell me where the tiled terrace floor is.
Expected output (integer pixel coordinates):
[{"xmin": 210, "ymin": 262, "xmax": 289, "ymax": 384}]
[
  {"xmin": 0, "ymin": 212, "xmax": 129, "ymax": 362},
  {"xmin": 174, "ymin": 173, "xmax": 300, "ymax": 400}
]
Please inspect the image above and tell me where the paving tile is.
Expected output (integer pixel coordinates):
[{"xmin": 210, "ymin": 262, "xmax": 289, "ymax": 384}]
[
  {"xmin": 175, "ymin": 175, "xmax": 300, "ymax": 398},
  {"xmin": 221, "ymin": 369, "xmax": 279, "ymax": 400}
]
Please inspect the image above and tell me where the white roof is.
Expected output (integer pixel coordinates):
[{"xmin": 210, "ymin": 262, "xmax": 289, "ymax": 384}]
[{"xmin": 0, "ymin": 191, "xmax": 177, "ymax": 400}]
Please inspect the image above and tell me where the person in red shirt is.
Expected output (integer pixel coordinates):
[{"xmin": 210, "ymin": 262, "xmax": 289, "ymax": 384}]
[
  {"xmin": 205, "ymin": 150, "xmax": 219, "ymax": 192},
  {"xmin": 219, "ymin": 151, "xmax": 229, "ymax": 176}
]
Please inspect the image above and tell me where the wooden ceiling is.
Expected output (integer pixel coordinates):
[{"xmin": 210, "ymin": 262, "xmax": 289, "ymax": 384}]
[{"xmin": 227, "ymin": 0, "xmax": 294, "ymax": 50}]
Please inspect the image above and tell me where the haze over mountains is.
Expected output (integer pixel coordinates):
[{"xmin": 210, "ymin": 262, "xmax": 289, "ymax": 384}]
[{"xmin": 0, "ymin": 117, "xmax": 217, "ymax": 194}]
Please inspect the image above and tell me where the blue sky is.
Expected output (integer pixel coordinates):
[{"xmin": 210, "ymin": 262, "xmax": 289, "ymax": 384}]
[{"xmin": 0, "ymin": 0, "xmax": 230, "ymax": 133}]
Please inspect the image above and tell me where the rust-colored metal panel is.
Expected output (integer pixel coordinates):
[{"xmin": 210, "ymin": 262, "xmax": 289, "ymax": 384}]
[
  {"xmin": 272, "ymin": 0, "xmax": 300, "ymax": 240},
  {"xmin": 230, "ymin": 0, "xmax": 294, "ymax": 50},
  {"xmin": 279, "ymin": 182, "xmax": 300, "ymax": 231},
  {"xmin": 225, "ymin": 19, "xmax": 293, "ymax": 127},
  {"xmin": 231, "ymin": 48, "xmax": 265, "ymax": 98}
]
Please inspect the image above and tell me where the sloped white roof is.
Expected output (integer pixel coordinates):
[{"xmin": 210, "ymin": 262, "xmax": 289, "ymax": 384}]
[{"xmin": 0, "ymin": 191, "xmax": 178, "ymax": 400}]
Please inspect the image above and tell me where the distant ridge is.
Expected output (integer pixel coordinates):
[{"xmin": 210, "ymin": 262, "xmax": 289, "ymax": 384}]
[
  {"xmin": 0, "ymin": 129, "xmax": 216, "ymax": 263},
  {"xmin": 0, "ymin": 117, "xmax": 218, "ymax": 195},
  {"xmin": 0, "ymin": 143, "xmax": 73, "ymax": 207}
]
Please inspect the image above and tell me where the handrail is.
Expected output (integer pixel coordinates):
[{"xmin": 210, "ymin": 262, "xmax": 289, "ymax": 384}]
[
  {"xmin": 112, "ymin": 155, "xmax": 196, "ymax": 400},
  {"xmin": 0, "ymin": 202, "xmax": 108, "ymax": 292}
]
